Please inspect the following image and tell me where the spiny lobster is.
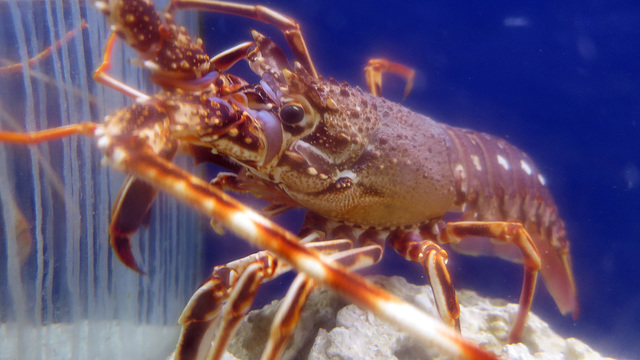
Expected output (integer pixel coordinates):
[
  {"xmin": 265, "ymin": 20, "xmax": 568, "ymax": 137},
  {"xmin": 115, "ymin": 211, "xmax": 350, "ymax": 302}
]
[{"xmin": 0, "ymin": 1, "xmax": 578, "ymax": 359}]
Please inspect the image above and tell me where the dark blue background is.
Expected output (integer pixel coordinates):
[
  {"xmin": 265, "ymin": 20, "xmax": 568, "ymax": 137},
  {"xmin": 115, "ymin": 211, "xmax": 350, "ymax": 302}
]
[{"xmin": 199, "ymin": 1, "xmax": 640, "ymax": 358}]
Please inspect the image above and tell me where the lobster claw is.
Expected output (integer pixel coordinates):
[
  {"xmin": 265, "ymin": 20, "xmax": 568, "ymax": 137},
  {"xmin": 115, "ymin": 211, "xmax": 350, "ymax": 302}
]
[{"xmin": 109, "ymin": 174, "xmax": 158, "ymax": 274}]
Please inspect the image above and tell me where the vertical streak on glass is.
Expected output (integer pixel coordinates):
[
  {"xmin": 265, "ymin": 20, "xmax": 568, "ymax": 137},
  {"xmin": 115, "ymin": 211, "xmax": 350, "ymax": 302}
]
[
  {"xmin": 7, "ymin": 1, "xmax": 41, "ymax": 358},
  {"xmin": 44, "ymin": 2, "xmax": 76, "ymax": 359},
  {"xmin": 86, "ymin": 2, "xmax": 109, "ymax": 338},
  {"xmin": 0, "ymin": 0, "xmax": 205, "ymax": 358},
  {"xmin": 67, "ymin": 1, "xmax": 98, "ymax": 355},
  {"xmin": 0, "ymin": 148, "xmax": 23, "ymax": 357},
  {"xmin": 169, "ymin": 197, "xmax": 177, "ymax": 323}
]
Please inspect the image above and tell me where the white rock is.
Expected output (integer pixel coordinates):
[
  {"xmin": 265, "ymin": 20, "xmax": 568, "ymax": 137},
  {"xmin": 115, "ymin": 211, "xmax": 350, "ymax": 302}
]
[{"xmin": 224, "ymin": 275, "xmax": 617, "ymax": 360}]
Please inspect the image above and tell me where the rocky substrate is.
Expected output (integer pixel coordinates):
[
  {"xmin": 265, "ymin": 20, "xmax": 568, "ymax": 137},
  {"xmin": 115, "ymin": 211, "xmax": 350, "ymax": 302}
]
[{"xmin": 223, "ymin": 275, "xmax": 615, "ymax": 360}]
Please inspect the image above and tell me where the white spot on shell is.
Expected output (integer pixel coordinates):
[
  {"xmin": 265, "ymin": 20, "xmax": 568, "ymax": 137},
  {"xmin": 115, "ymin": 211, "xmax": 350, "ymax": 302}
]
[
  {"xmin": 455, "ymin": 163, "xmax": 466, "ymax": 179},
  {"xmin": 538, "ymin": 174, "xmax": 546, "ymax": 185},
  {"xmin": 497, "ymin": 155, "xmax": 510, "ymax": 170},
  {"xmin": 520, "ymin": 160, "xmax": 533, "ymax": 175},
  {"xmin": 470, "ymin": 155, "xmax": 482, "ymax": 171},
  {"xmin": 337, "ymin": 169, "xmax": 357, "ymax": 181}
]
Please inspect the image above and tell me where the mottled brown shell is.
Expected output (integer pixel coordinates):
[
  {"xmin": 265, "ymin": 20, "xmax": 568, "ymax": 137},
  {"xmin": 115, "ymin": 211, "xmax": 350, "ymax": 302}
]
[{"xmin": 271, "ymin": 79, "xmax": 458, "ymax": 227}]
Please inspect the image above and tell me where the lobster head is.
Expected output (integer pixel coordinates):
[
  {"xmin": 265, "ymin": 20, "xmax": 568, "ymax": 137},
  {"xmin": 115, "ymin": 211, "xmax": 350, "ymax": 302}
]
[
  {"xmin": 197, "ymin": 30, "xmax": 389, "ymax": 222},
  {"xmin": 197, "ymin": 31, "xmax": 335, "ymax": 176}
]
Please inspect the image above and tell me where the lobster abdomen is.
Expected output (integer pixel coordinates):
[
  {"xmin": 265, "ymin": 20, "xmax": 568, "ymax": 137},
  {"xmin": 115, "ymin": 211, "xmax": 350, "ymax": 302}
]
[{"xmin": 444, "ymin": 126, "xmax": 578, "ymax": 317}]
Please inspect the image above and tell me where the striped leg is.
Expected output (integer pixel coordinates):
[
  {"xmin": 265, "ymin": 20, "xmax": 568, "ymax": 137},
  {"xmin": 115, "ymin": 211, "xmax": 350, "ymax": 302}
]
[
  {"xmin": 174, "ymin": 238, "xmax": 353, "ymax": 360},
  {"xmin": 437, "ymin": 221, "xmax": 541, "ymax": 343},
  {"xmin": 261, "ymin": 274, "xmax": 315, "ymax": 360},
  {"xmin": 210, "ymin": 170, "xmax": 300, "ymax": 218},
  {"xmin": 93, "ymin": 33, "xmax": 151, "ymax": 100},
  {"xmin": 261, "ymin": 245, "xmax": 384, "ymax": 360},
  {"xmin": 390, "ymin": 220, "xmax": 541, "ymax": 343},
  {"xmin": 364, "ymin": 58, "xmax": 416, "ymax": 99},
  {"xmin": 388, "ymin": 230, "xmax": 461, "ymax": 332}
]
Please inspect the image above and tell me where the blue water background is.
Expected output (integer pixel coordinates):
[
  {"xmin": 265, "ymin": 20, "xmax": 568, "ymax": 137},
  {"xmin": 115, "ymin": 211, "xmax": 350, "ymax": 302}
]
[{"xmin": 197, "ymin": 1, "xmax": 640, "ymax": 358}]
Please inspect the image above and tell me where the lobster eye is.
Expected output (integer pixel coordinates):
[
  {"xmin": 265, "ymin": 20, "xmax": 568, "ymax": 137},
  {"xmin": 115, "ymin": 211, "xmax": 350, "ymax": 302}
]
[{"xmin": 279, "ymin": 104, "xmax": 305, "ymax": 125}]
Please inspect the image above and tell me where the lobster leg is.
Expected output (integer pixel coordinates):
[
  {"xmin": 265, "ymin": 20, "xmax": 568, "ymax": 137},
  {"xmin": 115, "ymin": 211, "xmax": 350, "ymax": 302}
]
[
  {"xmin": 388, "ymin": 230, "xmax": 461, "ymax": 332},
  {"xmin": 257, "ymin": 215, "xmax": 389, "ymax": 359},
  {"xmin": 207, "ymin": 261, "xmax": 267, "ymax": 360},
  {"xmin": 176, "ymin": 251, "xmax": 281, "ymax": 360},
  {"xmin": 364, "ymin": 58, "xmax": 416, "ymax": 99},
  {"xmin": 391, "ymin": 220, "xmax": 541, "ymax": 343},
  {"xmin": 167, "ymin": 0, "xmax": 318, "ymax": 78},
  {"xmin": 93, "ymin": 33, "xmax": 151, "ymax": 100},
  {"xmin": 175, "ymin": 252, "xmax": 276, "ymax": 360},
  {"xmin": 262, "ymin": 273, "xmax": 315, "ymax": 360},
  {"xmin": 261, "ymin": 244, "xmax": 384, "ymax": 360},
  {"xmin": 211, "ymin": 170, "xmax": 300, "ymax": 217},
  {"xmin": 175, "ymin": 238, "xmax": 353, "ymax": 360},
  {"xmin": 434, "ymin": 221, "xmax": 542, "ymax": 343}
]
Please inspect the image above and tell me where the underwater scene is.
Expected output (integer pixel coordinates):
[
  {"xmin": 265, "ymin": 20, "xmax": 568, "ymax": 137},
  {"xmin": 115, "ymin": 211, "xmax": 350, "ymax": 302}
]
[{"xmin": 0, "ymin": 0, "xmax": 639, "ymax": 359}]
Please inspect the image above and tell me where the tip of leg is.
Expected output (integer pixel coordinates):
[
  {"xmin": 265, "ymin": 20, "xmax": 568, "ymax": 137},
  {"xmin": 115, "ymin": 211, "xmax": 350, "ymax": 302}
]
[
  {"xmin": 110, "ymin": 233, "xmax": 146, "ymax": 274},
  {"xmin": 508, "ymin": 327, "xmax": 523, "ymax": 344}
]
